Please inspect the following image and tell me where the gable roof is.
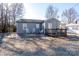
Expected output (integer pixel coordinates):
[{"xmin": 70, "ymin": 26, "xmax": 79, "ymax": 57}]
[
  {"xmin": 66, "ymin": 23, "xmax": 79, "ymax": 27},
  {"xmin": 16, "ymin": 19, "xmax": 44, "ymax": 23},
  {"xmin": 45, "ymin": 17, "xmax": 60, "ymax": 22}
]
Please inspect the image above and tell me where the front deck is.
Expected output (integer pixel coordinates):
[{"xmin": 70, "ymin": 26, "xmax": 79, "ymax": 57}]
[{"xmin": 45, "ymin": 29, "xmax": 67, "ymax": 37}]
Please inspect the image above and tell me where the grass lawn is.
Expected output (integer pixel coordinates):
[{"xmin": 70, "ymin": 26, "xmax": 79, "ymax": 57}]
[{"xmin": 0, "ymin": 33, "xmax": 79, "ymax": 56}]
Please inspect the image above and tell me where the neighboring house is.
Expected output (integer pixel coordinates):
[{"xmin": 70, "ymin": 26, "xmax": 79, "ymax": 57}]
[
  {"xmin": 16, "ymin": 19, "xmax": 44, "ymax": 34},
  {"xmin": 66, "ymin": 23, "xmax": 79, "ymax": 35},
  {"xmin": 60, "ymin": 22, "xmax": 67, "ymax": 29},
  {"xmin": 16, "ymin": 18, "xmax": 61, "ymax": 35}
]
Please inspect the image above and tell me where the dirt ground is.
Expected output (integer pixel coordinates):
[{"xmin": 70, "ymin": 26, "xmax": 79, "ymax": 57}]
[{"xmin": 0, "ymin": 33, "xmax": 79, "ymax": 56}]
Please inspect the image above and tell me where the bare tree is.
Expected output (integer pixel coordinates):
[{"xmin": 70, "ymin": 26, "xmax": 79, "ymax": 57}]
[
  {"xmin": 0, "ymin": 3, "xmax": 24, "ymax": 33},
  {"xmin": 45, "ymin": 5, "xmax": 58, "ymax": 18},
  {"xmin": 62, "ymin": 8, "xmax": 78, "ymax": 24},
  {"xmin": 0, "ymin": 3, "xmax": 4, "ymax": 32},
  {"xmin": 10, "ymin": 3, "xmax": 24, "ymax": 25},
  {"xmin": 4, "ymin": 3, "xmax": 9, "ymax": 32}
]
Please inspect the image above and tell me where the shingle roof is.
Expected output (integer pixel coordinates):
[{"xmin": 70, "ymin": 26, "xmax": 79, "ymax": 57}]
[
  {"xmin": 16, "ymin": 19, "xmax": 44, "ymax": 23},
  {"xmin": 45, "ymin": 17, "xmax": 60, "ymax": 21}
]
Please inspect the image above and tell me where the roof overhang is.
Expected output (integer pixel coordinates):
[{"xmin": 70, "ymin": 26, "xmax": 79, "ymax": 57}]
[{"xmin": 16, "ymin": 19, "xmax": 44, "ymax": 23}]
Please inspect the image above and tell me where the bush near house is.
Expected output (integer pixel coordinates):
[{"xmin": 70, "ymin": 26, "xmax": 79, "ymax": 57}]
[
  {"xmin": 10, "ymin": 25, "xmax": 16, "ymax": 32},
  {"xmin": 0, "ymin": 24, "xmax": 16, "ymax": 33}
]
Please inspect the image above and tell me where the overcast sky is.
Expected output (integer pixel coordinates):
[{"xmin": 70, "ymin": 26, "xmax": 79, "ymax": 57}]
[{"xmin": 23, "ymin": 3, "xmax": 79, "ymax": 21}]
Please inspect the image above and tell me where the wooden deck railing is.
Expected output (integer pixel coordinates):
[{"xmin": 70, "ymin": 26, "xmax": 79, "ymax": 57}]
[{"xmin": 45, "ymin": 28, "xmax": 67, "ymax": 37}]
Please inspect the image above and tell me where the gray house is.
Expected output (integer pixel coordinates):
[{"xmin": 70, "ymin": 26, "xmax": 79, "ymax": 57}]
[
  {"xmin": 16, "ymin": 18, "xmax": 60, "ymax": 35},
  {"xmin": 44, "ymin": 18, "xmax": 60, "ymax": 34},
  {"xmin": 45, "ymin": 18, "xmax": 60, "ymax": 29},
  {"xmin": 16, "ymin": 19, "xmax": 44, "ymax": 34}
]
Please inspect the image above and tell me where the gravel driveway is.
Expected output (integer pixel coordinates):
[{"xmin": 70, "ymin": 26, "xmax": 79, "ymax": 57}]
[{"xmin": 0, "ymin": 33, "xmax": 79, "ymax": 56}]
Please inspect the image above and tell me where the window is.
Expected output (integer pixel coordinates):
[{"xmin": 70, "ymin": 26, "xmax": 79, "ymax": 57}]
[
  {"xmin": 36, "ymin": 24, "xmax": 40, "ymax": 29},
  {"xmin": 23, "ymin": 23, "xmax": 27, "ymax": 30},
  {"xmin": 23, "ymin": 23, "xmax": 29, "ymax": 33},
  {"xmin": 48, "ymin": 23, "xmax": 52, "ymax": 29}
]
